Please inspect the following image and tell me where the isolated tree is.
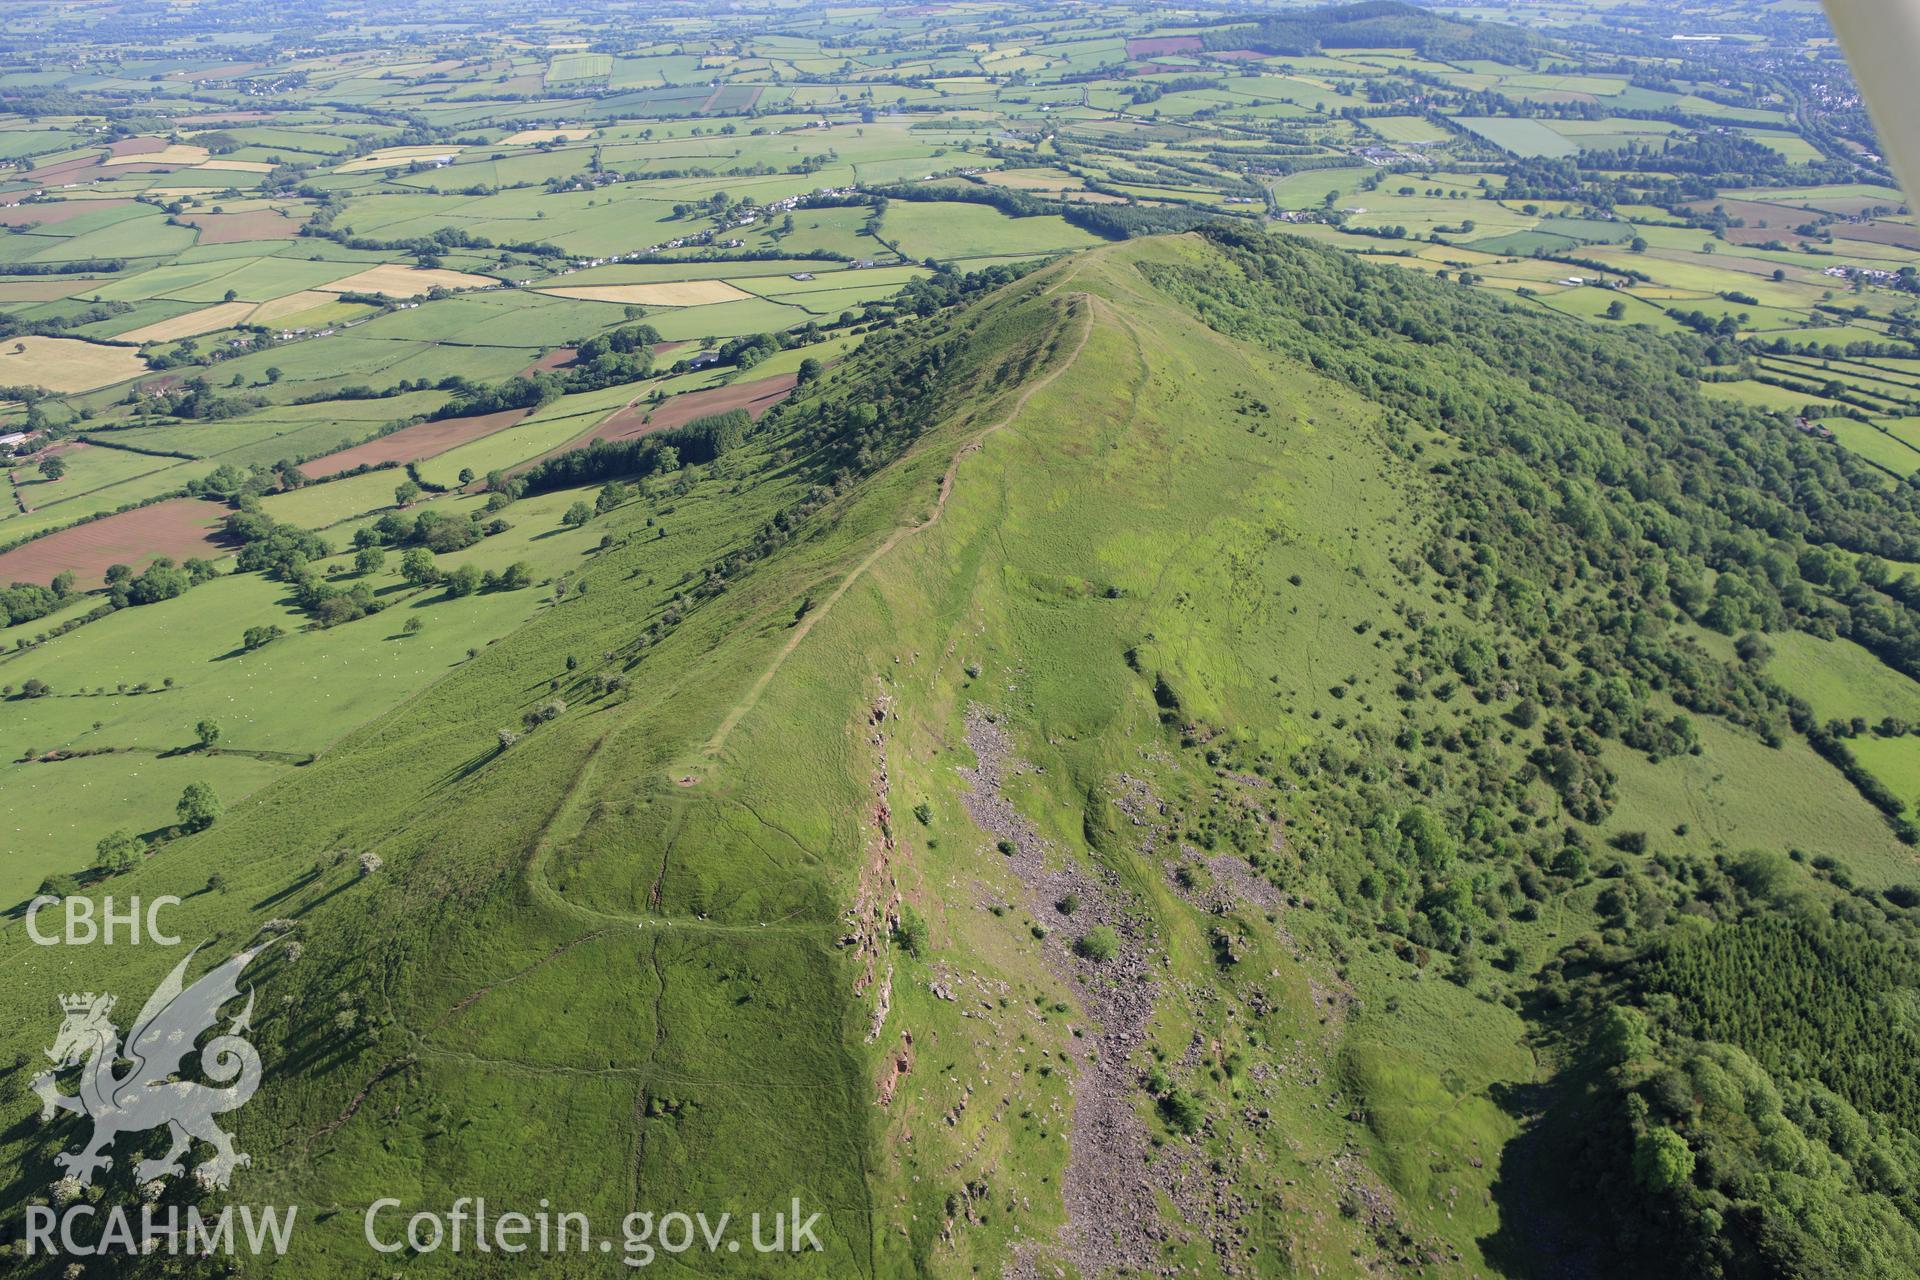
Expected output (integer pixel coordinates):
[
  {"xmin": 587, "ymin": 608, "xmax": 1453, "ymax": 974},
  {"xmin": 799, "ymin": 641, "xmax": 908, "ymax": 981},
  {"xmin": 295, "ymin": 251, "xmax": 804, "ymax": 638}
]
[
  {"xmin": 1074, "ymin": 926, "xmax": 1118, "ymax": 962},
  {"xmin": 796, "ymin": 356, "xmax": 822, "ymax": 385},
  {"xmin": 1159, "ymin": 1087, "xmax": 1204, "ymax": 1135},
  {"xmin": 444, "ymin": 563, "xmax": 482, "ymax": 597},
  {"xmin": 562, "ymin": 501, "xmax": 593, "ymax": 528},
  {"xmin": 195, "ymin": 719, "xmax": 221, "ymax": 749},
  {"xmin": 38, "ymin": 873, "xmax": 80, "ymax": 900},
  {"xmin": 399, "ymin": 546, "xmax": 438, "ymax": 586},
  {"xmin": 242, "ymin": 623, "xmax": 283, "ymax": 651},
  {"xmin": 892, "ymin": 905, "xmax": 929, "ymax": 957},
  {"xmin": 394, "ymin": 479, "xmax": 422, "ymax": 506},
  {"xmin": 38, "ymin": 455, "xmax": 65, "ymax": 482},
  {"xmin": 94, "ymin": 829, "xmax": 144, "ymax": 873},
  {"xmin": 177, "ymin": 781, "xmax": 221, "ymax": 832},
  {"xmin": 1552, "ymin": 843, "xmax": 1590, "ymax": 881},
  {"xmin": 355, "ymin": 545, "xmax": 385, "ymax": 575}
]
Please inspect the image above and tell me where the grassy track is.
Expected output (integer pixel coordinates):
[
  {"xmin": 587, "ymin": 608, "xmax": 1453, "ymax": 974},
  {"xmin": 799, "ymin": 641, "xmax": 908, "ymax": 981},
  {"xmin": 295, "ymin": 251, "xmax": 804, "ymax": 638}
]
[{"xmin": 697, "ymin": 292, "xmax": 1095, "ymax": 768}]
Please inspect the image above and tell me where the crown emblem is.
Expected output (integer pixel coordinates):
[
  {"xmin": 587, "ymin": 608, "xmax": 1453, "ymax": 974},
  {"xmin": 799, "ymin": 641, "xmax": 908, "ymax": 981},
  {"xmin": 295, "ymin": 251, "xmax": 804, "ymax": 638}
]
[{"xmin": 60, "ymin": 993, "xmax": 115, "ymax": 1016}]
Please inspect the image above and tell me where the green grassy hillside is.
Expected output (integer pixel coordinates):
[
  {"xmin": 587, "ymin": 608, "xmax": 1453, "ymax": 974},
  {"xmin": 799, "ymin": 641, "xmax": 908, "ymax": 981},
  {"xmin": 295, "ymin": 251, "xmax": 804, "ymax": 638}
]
[{"xmin": 8, "ymin": 229, "xmax": 1920, "ymax": 1279}]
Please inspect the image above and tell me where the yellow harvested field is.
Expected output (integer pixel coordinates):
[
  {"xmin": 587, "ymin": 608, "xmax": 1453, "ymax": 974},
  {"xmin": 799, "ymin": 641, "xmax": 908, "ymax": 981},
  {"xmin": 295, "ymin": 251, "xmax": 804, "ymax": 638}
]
[
  {"xmin": 335, "ymin": 145, "xmax": 461, "ymax": 173},
  {"xmin": 247, "ymin": 290, "xmax": 335, "ymax": 323},
  {"xmin": 500, "ymin": 127, "xmax": 594, "ymax": 144},
  {"xmin": 260, "ymin": 301, "xmax": 361, "ymax": 331},
  {"xmin": 536, "ymin": 280, "xmax": 751, "ymax": 306},
  {"xmin": 118, "ymin": 300, "xmax": 256, "ymax": 344},
  {"xmin": 0, "ymin": 336, "xmax": 148, "ymax": 392},
  {"xmin": 0, "ymin": 279, "xmax": 103, "ymax": 302},
  {"xmin": 196, "ymin": 158, "xmax": 276, "ymax": 173},
  {"xmin": 980, "ymin": 167, "xmax": 1076, "ymax": 190},
  {"xmin": 316, "ymin": 265, "xmax": 497, "ymax": 296},
  {"xmin": 105, "ymin": 144, "xmax": 209, "ymax": 167}
]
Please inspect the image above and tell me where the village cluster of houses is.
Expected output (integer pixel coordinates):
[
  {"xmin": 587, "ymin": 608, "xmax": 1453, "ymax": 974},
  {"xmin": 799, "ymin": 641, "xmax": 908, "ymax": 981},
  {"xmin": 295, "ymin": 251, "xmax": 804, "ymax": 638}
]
[
  {"xmin": 1824, "ymin": 264, "xmax": 1907, "ymax": 287},
  {"xmin": 1352, "ymin": 143, "xmax": 1427, "ymax": 167},
  {"xmin": 527, "ymin": 185, "xmax": 873, "ymax": 277}
]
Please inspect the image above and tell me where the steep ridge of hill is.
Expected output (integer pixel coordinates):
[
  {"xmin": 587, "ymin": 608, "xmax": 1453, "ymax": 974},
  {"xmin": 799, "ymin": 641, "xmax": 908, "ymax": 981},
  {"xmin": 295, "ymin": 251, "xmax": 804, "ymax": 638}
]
[{"xmin": 8, "ymin": 230, "xmax": 1920, "ymax": 1279}]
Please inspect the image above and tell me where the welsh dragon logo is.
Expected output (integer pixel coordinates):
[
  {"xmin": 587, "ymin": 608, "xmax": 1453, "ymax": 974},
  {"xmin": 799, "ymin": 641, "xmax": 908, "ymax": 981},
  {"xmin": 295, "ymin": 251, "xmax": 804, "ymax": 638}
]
[{"xmin": 32, "ymin": 944, "xmax": 268, "ymax": 1191}]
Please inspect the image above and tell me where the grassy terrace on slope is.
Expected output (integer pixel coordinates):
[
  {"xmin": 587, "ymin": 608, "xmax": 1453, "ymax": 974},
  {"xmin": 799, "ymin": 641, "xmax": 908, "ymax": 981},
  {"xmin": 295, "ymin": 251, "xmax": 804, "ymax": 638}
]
[{"xmin": 8, "ymin": 229, "xmax": 1920, "ymax": 1279}]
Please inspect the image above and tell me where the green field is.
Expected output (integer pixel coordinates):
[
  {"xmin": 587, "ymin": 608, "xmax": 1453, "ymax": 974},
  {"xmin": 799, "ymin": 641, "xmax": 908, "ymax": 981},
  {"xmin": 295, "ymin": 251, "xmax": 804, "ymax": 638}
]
[
  {"xmin": 1454, "ymin": 115, "xmax": 1580, "ymax": 157},
  {"xmin": 1367, "ymin": 115, "xmax": 1454, "ymax": 145},
  {"xmin": 1, "ymin": 751, "xmax": 292, "ymax": 903},
  {"xmin": 882, "ymin": 201, "xmax": 1105, "ymax": 259}
]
